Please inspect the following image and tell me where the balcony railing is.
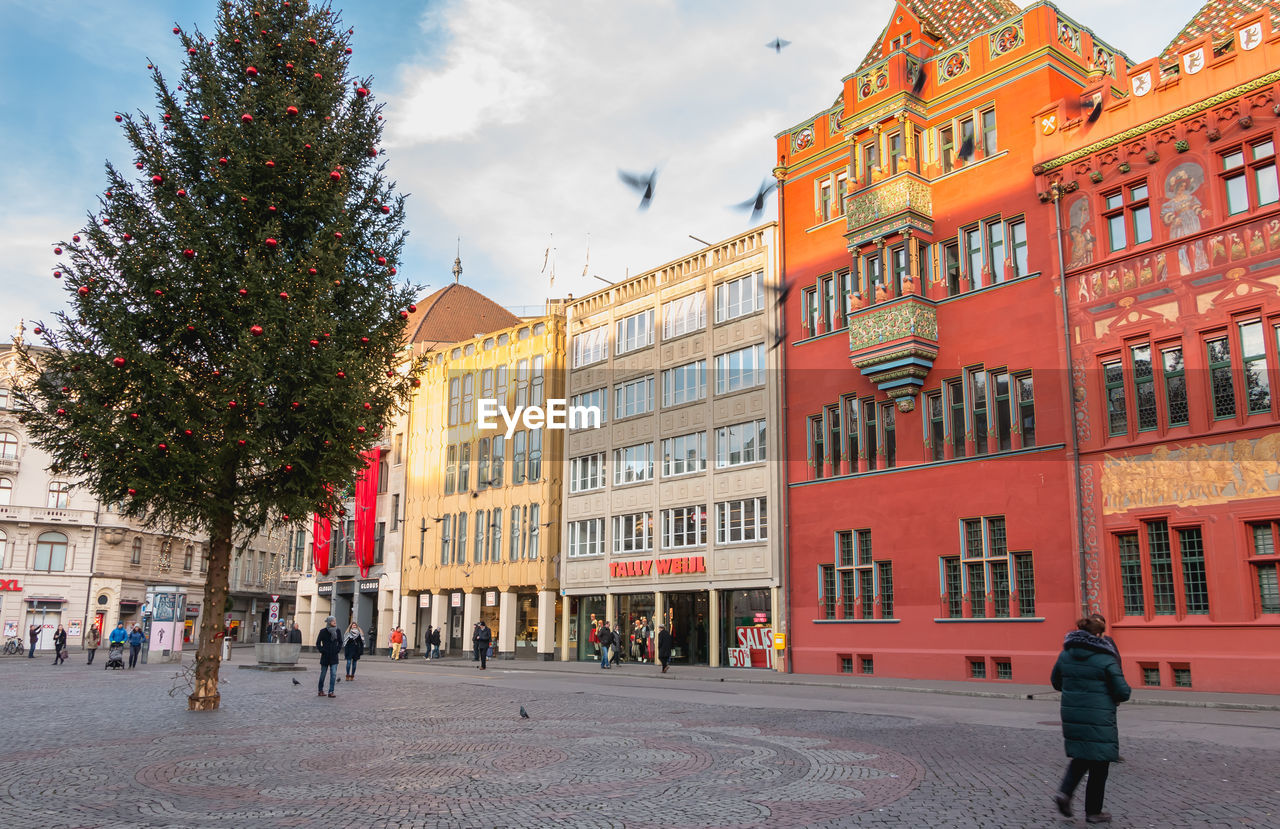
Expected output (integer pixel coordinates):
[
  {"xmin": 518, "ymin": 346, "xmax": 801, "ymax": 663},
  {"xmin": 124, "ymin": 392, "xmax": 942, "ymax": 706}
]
[
  {"xmin": 847, "ymin": 294, "xmax": 939, "ymax": 412},
  {"xmin": 845, "ymin": 172, "xmax": 933, "ymax": 246}
]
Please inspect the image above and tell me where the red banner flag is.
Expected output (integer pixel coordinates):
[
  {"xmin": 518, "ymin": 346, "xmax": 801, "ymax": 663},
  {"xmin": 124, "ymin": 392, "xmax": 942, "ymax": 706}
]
[
  {"xmin": 353, "ymin": 449, "xmax": 380, "ymax": 577},
  {"xmin": 312, "ymin": 513, "xmax": 331, "ymax": 576}
]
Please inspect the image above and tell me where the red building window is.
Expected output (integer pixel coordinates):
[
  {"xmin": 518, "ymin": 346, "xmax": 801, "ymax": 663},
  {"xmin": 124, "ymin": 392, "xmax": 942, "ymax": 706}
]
[
  {"xmin": 1249, "ymin": 521, "xmax": 1280, "ymax": 615},
  {"xmin": 940, "ymin": 517, "xmax": 1034, "ymax": 619},
  {"xmin": 1114, "ymin": 520, "xmax": 1211, "ymax": 619},
  {"xmin": 1221, "ymin": 140, "xmax": 1278, "ymax": 215}
]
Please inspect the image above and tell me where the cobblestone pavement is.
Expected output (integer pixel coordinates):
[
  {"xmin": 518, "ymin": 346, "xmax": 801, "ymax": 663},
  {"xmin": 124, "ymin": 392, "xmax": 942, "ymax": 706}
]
[{"xmin": 1, "ymin": 655, "xmax": 1277, "ymax": 828}]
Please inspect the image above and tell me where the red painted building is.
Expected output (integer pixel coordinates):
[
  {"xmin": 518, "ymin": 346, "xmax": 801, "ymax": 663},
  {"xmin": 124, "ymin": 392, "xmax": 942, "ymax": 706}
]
[
  {"xmin": 776, "ymin": 0, "xmax": 1109, "ymax": 684},
  {"xmin": 1032, "ymin": 2, "xmax": 1280, "ymax": 693}
]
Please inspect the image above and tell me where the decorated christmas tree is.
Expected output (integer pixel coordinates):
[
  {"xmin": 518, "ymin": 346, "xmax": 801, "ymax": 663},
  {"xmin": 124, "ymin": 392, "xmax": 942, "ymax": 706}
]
[{"xmin": 15, "ymin": 0, "xmax": 420, "ymax": 710}]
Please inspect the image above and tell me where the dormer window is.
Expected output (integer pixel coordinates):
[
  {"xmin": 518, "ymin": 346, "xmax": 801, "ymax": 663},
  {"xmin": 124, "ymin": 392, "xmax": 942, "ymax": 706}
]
[{"xmin": 889, "ymin": 32, "xmax": 913, "ymax": 51}]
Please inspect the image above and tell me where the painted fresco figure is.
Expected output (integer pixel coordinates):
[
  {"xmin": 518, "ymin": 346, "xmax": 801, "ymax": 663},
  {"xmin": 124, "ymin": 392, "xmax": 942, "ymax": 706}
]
[
  {"xmin": 1066, "ymin": 197, "xmax": 1096, "ymax": 269},
  {"xmin": 1161, "ymin": 163, "xmax": 1210, "ymax": 274}
]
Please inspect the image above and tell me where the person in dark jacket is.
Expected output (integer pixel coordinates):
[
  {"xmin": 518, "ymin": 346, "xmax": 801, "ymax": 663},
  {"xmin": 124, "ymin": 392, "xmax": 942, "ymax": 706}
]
[
  {"xmin": 343, "ymin": 623, "xmax": 365, "ymax": 680},
  {"xmin": 126, "ymin": 625, "xmax": 147, "ymax": 669},
  {"xmin": 315, "ymin": 616, "xmax": 343, "ymax": 697},
  {"xmin": 429, "ymin": 626, "xmax": 442, "ymax": 659},
  {"xmin": 28, "ymin": 623, "xmax": 39, "ymax": 658},
  {"xmin": 1050, "ymin": 616, "xmax": 1131, "ymax": 824},
  {"xmin": 52, "ymin": 625, "xmax": 68, "ymax": 665},
  {"xmin": 473, "ymin": 620, "xmax": 492, "ymax": 669},
  {"xmin": 657, "ymin": 625, "xmax": 674, "ymax": 673},
  {"xmin": 287, "ymin": 623, "xmax": 302, "ymax": 644},
  {"xmin": 597, "ymin": 622, "xmax": 613, "ymax": 669}
]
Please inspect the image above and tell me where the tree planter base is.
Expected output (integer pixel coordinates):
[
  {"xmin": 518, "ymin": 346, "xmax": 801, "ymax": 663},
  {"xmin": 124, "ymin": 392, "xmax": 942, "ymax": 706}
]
[
  {"xmin": 238, "ymin": 664, "xmax": 307, "ymax": 672},
  {"xmin": 252, "ymin": 642, "xmax": 303, "ymax": 666}
]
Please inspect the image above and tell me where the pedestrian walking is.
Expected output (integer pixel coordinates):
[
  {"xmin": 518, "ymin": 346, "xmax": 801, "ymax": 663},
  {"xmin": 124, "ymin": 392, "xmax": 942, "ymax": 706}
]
[
  {"xmin": 423, "ymin": 626, "xmax": 433, "ymax": 659},
  {"xmin": 389, "ymin": 626, "xmax": 404, "ymax": 660},
  {"xmin": 588, "ymin": 619, "xmax": 600, "ymax": 661},
  {"xmin": 429, "ymin": 626, "xmax": 441, "ymax": 659},
  {"xmin": 52, "ymin": 625, "xmax": 68, "ymax": 665},
  {"xmin": 126, "ymin": 625, "xmax": 147, "ymax": 669},
  {"xmin": 344, "ymin": 623, "xmax": 365, "ymax": 680},
  {"xmin": 1051, "ymin": 616, "xmax": 1131, "ymax": 824},
  {"xmin": 598, "ymin": 622, "xmax": 613, "ymax": 669},
  {"xmin": 473, "ymin": 620, "xmax": 492, "ymax": 669},
  {"xmin": 108, "ymin": 622, "xmax": 127, "ymax": 651},
  {"xmin": 657, "ymin": 625, "xmax": 673, "ymax": 673},
  {"xmin": 27, "ymin": 623, "xmax": 39, "ymax": 658},
  {"xmin": 610, "ymin": 621, "xmax": 624, "ymax": 666},
  {"xmin": 315, "ymin": 616, "xmax": 342, "ymax": 698},
  {"xmin": 287, "ymin": 622, "xmax": 302, "ymax": 644},
  {"xmin": 84, "ymin": 623, "xmax": 101, "ymax": 665}
]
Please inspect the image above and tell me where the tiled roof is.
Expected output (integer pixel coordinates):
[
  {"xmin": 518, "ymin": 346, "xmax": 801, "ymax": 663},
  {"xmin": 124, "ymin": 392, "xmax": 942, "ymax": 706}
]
[
  {"xmin": 1158, "ymin": 0, "xmax": 1278, "ymax": 63},
  {"xmin": 407, "ymin": 283, "xmax": 520, "ymax": 347},
  {"xmin": 856, "ymin": 0, "xmax": 1023, "ymax": 72}
]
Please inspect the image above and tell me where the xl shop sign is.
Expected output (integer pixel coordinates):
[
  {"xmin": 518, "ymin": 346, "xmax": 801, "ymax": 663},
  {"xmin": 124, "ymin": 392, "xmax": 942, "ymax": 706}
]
[{"xmin": 727, "ymin": 627, "xmax": 773, "ymax": 668}]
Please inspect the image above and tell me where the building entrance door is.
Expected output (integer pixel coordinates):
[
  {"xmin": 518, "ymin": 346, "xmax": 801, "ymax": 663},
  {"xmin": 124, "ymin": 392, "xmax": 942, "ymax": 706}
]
[
  {"xmin": 448, "ymin": 603, "xmax": 464, "ymax": 652},
  {"xmin": 665, "ymin": 591, "xmax": 709, "ymax": 664}
]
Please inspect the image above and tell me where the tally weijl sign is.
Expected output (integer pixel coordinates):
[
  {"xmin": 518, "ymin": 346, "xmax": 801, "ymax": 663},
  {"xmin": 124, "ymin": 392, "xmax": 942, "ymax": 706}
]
[{"xmin": 476, "ymin": 399, "xmax": 602, "ymax": 438}]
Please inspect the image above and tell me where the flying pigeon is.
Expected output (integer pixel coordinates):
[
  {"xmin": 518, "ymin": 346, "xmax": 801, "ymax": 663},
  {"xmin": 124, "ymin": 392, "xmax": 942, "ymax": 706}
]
[
  {"xmin": 618, "ymin": 168, "xmax": 658, "ymax": 210},
  {"xmin": 957, "ymin": 135, "xmax": 975, "ymax": 162},
  {"xmin": 291, "ymin": 678, "xmax": 301, "ymax": 686},
  {"xmin": 1086, "ymin": 94, "xmax": 1104, "ymax": 123},
  {"xmin": 734, "ymin": 179, "xmax": 778, "ymax": 224},
  {"xmin": 911, "ymin": 63, "xmax": 927, "ymax": 95},
  {"xmin": 766, "ymin": 37, "xmax": 791, "ymax": 53},
  {"xmin": 519, "ymin": 706, "xmax": 530, "ymax": 719}
]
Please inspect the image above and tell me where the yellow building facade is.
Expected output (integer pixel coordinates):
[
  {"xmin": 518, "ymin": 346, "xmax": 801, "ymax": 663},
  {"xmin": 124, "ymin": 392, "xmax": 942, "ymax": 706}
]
[{"xmin": 402, "ymin": 305, "xmax": 566, "ymax": 659}]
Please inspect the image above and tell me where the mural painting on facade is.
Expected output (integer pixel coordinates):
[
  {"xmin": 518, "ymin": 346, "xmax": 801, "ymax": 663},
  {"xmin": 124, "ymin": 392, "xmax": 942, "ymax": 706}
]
[
  {"xmin": 1162, "ymin": 161, "xmax": 1210, "ymax": 275},
  {"xmin": 1101, "ymin": 436, "xmax": 1280, "ymax": 513},
  {"xmin": 1066, "ymin": 195, "xmax": 1096, "ymax": 269},
  {"xmin": 848, "ymin": 297, "xmax": 938, "ymax": 351}
]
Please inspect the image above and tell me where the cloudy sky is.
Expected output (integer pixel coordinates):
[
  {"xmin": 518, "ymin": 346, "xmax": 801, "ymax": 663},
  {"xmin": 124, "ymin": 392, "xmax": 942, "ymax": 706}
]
[{"xmin": 0, "ymin": 0, "xmax": 1207, "ymax": 332}]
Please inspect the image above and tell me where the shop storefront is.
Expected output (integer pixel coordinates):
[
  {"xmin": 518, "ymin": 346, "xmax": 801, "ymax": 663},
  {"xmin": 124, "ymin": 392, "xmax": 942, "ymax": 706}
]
[
  {"xmin": 513, "ymin": 592, "xmax": 540, "ymax": 658},
  {"xmin": 617, "ymin": 592, "xmax": 656, "ymax": 662},
  {"xmin": 719, "ymin": 589, "xmax": 773, "ymax": 669},
  {"xmin": 183, "ymin": 603, "xmax": 201, "ymax": 644},
  {"xmin": 664, "ymin": 591, "xmax": 709, "ymax": 665},
  {"xmin": 571, "ymin": 594, "xmax": 605, "ymax": 662}
]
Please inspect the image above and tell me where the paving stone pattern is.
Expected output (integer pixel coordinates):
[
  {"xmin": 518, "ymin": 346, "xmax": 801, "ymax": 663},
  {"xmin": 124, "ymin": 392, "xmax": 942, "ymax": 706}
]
[{"xmin": 0, "ymin": 658, "xmax": 1276, "ymax": 828}]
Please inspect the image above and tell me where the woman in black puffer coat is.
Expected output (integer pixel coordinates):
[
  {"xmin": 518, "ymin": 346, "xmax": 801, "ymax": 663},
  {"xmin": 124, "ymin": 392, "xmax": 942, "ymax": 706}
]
[{"xmin": 1050, "ymin": 615, "xmax": 1131, "ymax": 824}]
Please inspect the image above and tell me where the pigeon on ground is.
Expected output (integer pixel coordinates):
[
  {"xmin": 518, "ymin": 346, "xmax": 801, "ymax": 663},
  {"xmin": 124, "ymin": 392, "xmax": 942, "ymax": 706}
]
[
  {"xmin": 733, "ymin": 179, "xmax": 778, "ymax": 224},
  {"xmin": 766, "ymin": 37, "xmax": 791, "ymax": 53},
  {"xmin": 519, "ymin": 706, "xmax": 530, "ymax": 719},
  {"xmin": 291, "ymin": 678, "xmax": 301, "ymax": 686},
  {"xmin": 618, "ymin": 168, "xmax": 658, "ymax": 210}
]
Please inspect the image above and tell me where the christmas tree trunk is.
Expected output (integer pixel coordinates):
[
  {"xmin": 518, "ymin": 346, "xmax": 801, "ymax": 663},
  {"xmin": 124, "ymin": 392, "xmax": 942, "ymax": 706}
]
[{"xmin": 190, "ymin": 509, "xmax": 234, "ymax": 711}]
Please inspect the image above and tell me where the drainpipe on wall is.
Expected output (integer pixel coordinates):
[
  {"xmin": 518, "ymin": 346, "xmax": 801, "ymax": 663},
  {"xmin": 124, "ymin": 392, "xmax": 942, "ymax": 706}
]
[
  {"xmin": 774, "ymin": 169, "xmax": 794, "ymax": 674},
  {"xmin": 1050, "ymin": 183, "xmax": 1092, "ymax": 616}
]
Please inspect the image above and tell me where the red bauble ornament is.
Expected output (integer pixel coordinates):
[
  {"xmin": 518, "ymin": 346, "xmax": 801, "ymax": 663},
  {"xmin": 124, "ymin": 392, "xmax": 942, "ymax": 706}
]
[
  {"xmin": 246, "ymin": 66, "xmax": 258, "ymax": 76},
  {"xmin": 412, "ymin": 378, "xmax": 422, "ymax": 387},
  {"xmin": 357, "ymin": 426, "xmax": 366, "ymax": 433},
  {"xmin": 102, "ymin": 218, "xmax": 110, "ymax": 225},
  {"xmin": 329, "ymin": 170, "xmax": 341, "ymax": 181},
  {"xmin": 114, "ymin": 114, "xmax": 123, "ymax": 122},
  {"xmin": 32, "ymin": 326, "xmax": 42, "ymax": 335},
  {"xmin": 53, "ymin": 271, "xmax": 61, "ymax": 279},
  {"xmin": 249, "ymin": 325, "xmax": 264, "ymax": 336},
  {"xmin": 286, "ymin": 105, "xmax": 298, "ymax": 116},
  {"xmin": 201, "ymin": 115, "xmax": 210, "ymax": 122},
  {"xmin": 377, "ymin": 256, "xmax": 387, "ymax": 266},
  {"xmin": 228, "ymin": 400, "xmax": 238, "ymax": 408},
  {"xmin": 135, "ymin": 162, "xmax": 144, "ymax": 169},
  {"xmin": 218, "ymin": 157, "xmax": 227, "ymax": 166},
  {"xmin": 184, "ymin": 429, "xmax": 193, "ymax": 436},
  {"xmin": 53, "ymin": 246, "xmax": 63, "ymax": 255},
  {"xmin": 241, "ymin": 196, "xmax": 248, "ymax": 203},
  {"xmin": 128, "ymin": 488, "xmax": 137, "ymax": 496},
  {"xmin": 313, "ymin": 72, "xmax": 322, "ymax": 79},
  {"xmin": 241, "ymin": 113, "xmax": 253, "ymax": 122},
  {"xmin": 153, "ymin": 289, "xmax": 163, "ymax": 297},
  {"xmin": 285, "ymin": 464, "xmax": 293, "ymax": 472},
  {"xmin": 367, "ymin": 147, "xmax": 377, "ymax": 158},
  {"xmin": 151, "ymin": 174, "xmax": 164, "ymax": 184},
  {"xmin": 334, "ymin": 280, "xmax": 342, "ymax": 286},
  {"xmin": 123, "ymin": 233, "xmax": 132, "ymax": 241},
  {"xmin": 278, "ymin": 291, "xmax": 289, "ymax": 300},
  {"xmin": 291, "ymin": 401, "xmax": 300, "ymax": 409},
  {"xmin": 308, "ymin": 267, "xmax": 317, "ymax": 275},
  {"xmin": 78, "ymin": 286, "xmax": 89, "ymax": 295},
  {"xmin": 237, "ymin": 439, "xmax": 246, "ymax": 446},
  {"xmin": 173, "ymin": 26, "xmax": 180, "ymax": 33},
  {"xmin": 158, "ymin": 443, "xmax": 167, "ymax": 451},
  {"xmin": 334, "ymin": 231, "xmax": 342, "ymax": 239},
  {"xmin": 345, "ymin": 47, "xmax": 352, "ymax": 54},
  {"xmin": 265, "ymin": 160, "xmax": 275, "ymax": 168},
  {"xmin": 408, "ymin": 304, "xmax": 417, "ymax": 312},
  {"xmin": 72, "ymin": 235, "xmax": 80, "ymax": 242},
  {"xmin": 285, "ymin": 62, "xmax": 294, "ymax": 70},
  {"xmin": 308, "ymin": 37, "xmax": 317, "ymax": 45},
  {"xmin": 129, "ymin": 413, "xmax": 139, "ymax": 420},
  {"xmin": 389, "ymin": 267, "xmax": 397, "ymax": 275},
  {"xmin": 336, "ymin": 371, "xmax": 346, "ymax": 378},
  {"xmin": 186, "ymin": 325, "xmax": 195, "ymax": 331},
  {"xmin": 163, "ymin": 113, "xmax": 171, "ymax": 122},
  {"xmin": 176, "ymin": 189, "xmax": 186, "ymax": 197},
  {"xmin": 304, "ymin": 143, "xmax": 312, "ymax": 150},
  {"xmin": 268, "ymin": 205, "xmax": 278, "ymax": 214},
  {"xmin": 399, "ymin": 311, "xmax": 408, "ymax": 319},
  {"xmin": 380, "ymin": 205, "xmax": 390, "ymax": 214},
  {"xmin": 363, "ymin": 402, "xmax": 372, "ymax": 410},
  {"xmin": 265, "ymin": 238, "xmax": 278, "ymax": 248},
  {"xmin": 360, "ymin": 336, "xmax": 369, "ymax": 344},
  {"xmin": 386, "ymin": 371, "xmax": 394, "ymax": 378},
  {"xmin": 112, "ymin": 357, "xmax": 126, "ymax": 367},
  {"xmin": 182, "ymin": 249, "xmax": 195, "ymax": 259},
  {"xmin": 188, "ymin": 47, "xmax": 197, "ymax": 55},
  {"xmin": 56, "ymin": 408, "xmax": 66, "ymax": 416},
  {"xmin": 309, "ymin": 339, "xmax": 320, "ymax": 347},
  {"xmin": 356, "ymin": 87, "xmax": 369, "ymax": 97}
]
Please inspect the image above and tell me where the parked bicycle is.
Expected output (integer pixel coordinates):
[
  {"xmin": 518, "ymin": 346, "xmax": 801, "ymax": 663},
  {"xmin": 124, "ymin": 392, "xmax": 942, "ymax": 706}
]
[{"xmin": 3, "ymin": 636, "xmax": 25, "ymax": 655}]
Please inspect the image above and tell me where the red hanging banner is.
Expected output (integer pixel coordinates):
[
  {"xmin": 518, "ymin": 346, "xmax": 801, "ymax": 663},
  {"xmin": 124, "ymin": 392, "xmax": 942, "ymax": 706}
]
[
  {"xmin": 312, "ymin": 513, "xmax": 331, "ymax": 576},
  {"xmin": 353, "ymin": 449, "xmax": 380, "ymax": 577}
]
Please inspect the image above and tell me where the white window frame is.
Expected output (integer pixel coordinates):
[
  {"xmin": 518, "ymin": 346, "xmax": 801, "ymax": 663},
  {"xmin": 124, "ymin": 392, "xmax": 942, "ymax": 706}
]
[
  {"xmin": 714, "ymin": 271, "xmax": 766, "ymax": 323},
  {"xmin": 572, "ymin": 326, "xmax": 608, "ymax": 368},
  {"xmin": 616, "ymin": 309, "xmax": 655, "ymax": 355},
  {"xmin": 715, "ymin": 344, "xmax": 766, "ymax": 394},
  {"xmin": 568, "ymin": 518, "xmax": 604, "ymax": 558},
  {"xmin": 568, "ymin": 453, "xmax": 605, "ymax": 494},
  {"xmin": 662, "ymin": 360, "xmax": 707, "ymax": 407},
  {"xmin": 612, "ymin": 443, "xmax": 654, "ymax": 485},
  {"xmin": 716, "ymin": 497, "xmax": 768, "ymax": 544},
  {"xmin": 662, "ymin": 506, "xmax": 708, "ymax": 549},
  {"xmin": 570, "ymin": 388, "xmax": 608, "ymax": 427},
  {"xmin": 612, "ymin": 512, "xmax": 653, "ymax": 554},
  {"xmin": 661, "ymin": 432, "xmax": 707, "ymax": 477},
  {"xmin": 716, "ymin": 419, "xmax": 767, "ymax": 468},
  {"xmin": 662, "ymin": 292, "xmax": 706, "ymax": 339},
  {"xmin": 614, "ymin": 376, "xmax": 654, "ymax": 419}
]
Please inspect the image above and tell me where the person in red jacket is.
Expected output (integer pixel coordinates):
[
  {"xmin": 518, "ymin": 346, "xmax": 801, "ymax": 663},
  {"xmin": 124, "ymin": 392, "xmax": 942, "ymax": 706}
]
[{"xmin": 389, "ymin": 626, "xmax": 404, "ymax": 660}]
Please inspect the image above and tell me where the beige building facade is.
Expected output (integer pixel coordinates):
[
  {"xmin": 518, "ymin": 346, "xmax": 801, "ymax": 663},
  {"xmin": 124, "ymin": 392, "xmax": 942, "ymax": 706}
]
[
  {"xmin": 560, "ymin": 225, "xmax": 785, "ymax": 669},
  {"xmin": 401, "ymin": 285, "xmax": 566, "ymax": 659}
]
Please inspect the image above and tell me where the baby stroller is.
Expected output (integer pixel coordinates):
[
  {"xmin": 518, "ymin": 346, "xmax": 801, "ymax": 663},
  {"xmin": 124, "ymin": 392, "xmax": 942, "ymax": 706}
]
[{"xmin": 104, "ymin": 642, "xmax": 125, "ymax": 670}]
